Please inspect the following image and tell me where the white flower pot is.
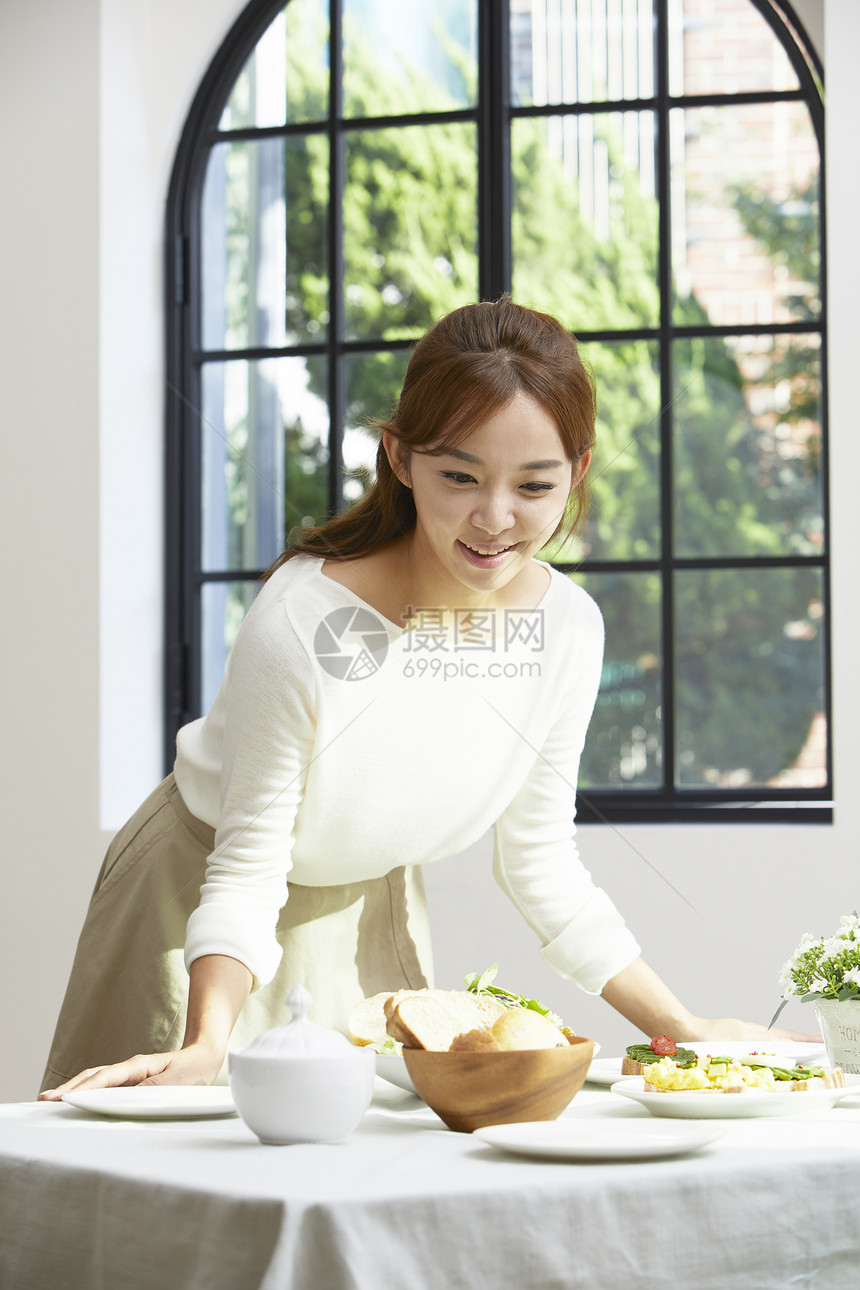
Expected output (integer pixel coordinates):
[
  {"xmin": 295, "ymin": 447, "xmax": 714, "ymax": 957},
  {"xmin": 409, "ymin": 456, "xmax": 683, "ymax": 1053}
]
[{"xmin": 813, "ymin": 998, "xmax": 860, "ymax": 1074}]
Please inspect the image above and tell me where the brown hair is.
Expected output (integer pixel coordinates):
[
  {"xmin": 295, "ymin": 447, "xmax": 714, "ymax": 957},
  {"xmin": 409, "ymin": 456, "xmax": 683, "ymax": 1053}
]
[{"xmin": 264, "ymin": 295, "xmax": 595, "ymax": 577}]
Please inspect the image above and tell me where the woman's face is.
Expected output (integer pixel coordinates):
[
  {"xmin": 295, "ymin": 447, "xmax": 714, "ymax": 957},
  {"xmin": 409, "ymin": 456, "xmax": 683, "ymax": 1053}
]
[{"xmin": 385, "ymin": 390, "xmax": 589, "ymax": 602}]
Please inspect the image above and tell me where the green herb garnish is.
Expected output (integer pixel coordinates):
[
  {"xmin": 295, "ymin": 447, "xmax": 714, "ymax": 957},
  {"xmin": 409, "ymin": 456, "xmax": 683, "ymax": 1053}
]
[
  {"xmin": 625, "ymin": 1043, "xmax": 698, "ymax": 1068},
  {"xmin": 743, "ymin": 1061, "xmax": 826, "ymax": 1081},
  {"xmin": 464, "ymin": 965, "xmax": 563, "ymax": 1028}
]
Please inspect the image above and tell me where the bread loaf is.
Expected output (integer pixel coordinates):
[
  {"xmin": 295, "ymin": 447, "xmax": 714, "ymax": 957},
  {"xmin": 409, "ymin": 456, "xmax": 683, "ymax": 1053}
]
[
  {"xmin": 451, "ymin": 1008, "xmax": 567, "ymax": 1052},
  {"xmin": 349, "ymin": 978, "xmax": 574, "ymax": 1055}
]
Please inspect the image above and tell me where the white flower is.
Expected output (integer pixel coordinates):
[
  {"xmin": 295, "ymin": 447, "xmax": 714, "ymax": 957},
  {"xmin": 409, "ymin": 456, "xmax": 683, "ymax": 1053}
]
[{"xmin": 780, "ymin": 918, "xmax": 860, "ymax": 1000}]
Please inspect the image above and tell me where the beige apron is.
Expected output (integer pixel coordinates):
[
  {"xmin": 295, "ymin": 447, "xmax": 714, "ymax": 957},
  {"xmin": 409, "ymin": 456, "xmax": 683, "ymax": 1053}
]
[{"xmin": 41, "ymin": 775, "xmax": 432, "ymax": 1092}]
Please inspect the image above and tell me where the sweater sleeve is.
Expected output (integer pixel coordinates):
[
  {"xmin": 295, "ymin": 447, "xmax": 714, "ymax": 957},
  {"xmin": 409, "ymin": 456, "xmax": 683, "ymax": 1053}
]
[
  {"xmin": 184, "ymin": 601, "xmax": 317, "ymax": 989},
  {"xmin": 492, "ymin": 592, "xmax": 640, "ymax": 994}
]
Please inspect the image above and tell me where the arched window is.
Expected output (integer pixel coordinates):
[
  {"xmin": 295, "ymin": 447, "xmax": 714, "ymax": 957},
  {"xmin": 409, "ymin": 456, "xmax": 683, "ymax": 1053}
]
[{"xmin": 166, "ymin": 0, "xmax": 828, "ymax": 822}]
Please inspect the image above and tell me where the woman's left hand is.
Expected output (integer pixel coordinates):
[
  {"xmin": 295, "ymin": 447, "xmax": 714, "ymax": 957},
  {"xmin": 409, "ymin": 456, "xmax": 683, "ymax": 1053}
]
[
  {"xmin": 683, "ymin": 1016, "xmax": 821, "ymax": 1044},
  {"xmin": 600, "ymin": 958, "xmax": 821, "ymax": 1045}
]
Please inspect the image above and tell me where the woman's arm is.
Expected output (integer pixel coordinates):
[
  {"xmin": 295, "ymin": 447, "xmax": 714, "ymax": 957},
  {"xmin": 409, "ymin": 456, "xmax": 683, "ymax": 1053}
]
[
  {"xmin": 492, "ymin": 587, "xmax": 643, "ymax": 990},
  {"xmin": 601, "ymin": 956, "xmax": 818, "ymax": 1043},
  {"xmin": 43, "ymin": 581, "xmax": 321, "ymax": 1103},
  {"xmin": 40, "ymin": 954, "xmax": 252, "ymax": 1099},
  {"xmin": 181, "ymin": 598, "xmax": 316, "ymax": 988},
  {"xmin": 181, "ymin": 953, "xmax": 254, "ymax": 1057}
]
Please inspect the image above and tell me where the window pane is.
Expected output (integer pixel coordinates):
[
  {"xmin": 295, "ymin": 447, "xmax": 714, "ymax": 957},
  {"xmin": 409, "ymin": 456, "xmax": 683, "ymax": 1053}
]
[
  {"xmin": 552, "ymin": 340, "xmax": 661, "ymax": 564},
  {"xmin": 671, "ymin": 102, "xmax": 820, "ymax": 328},
  {"xmin": 575, "ymin": 571, "xmax": 663, "ymax": 790},
  {"xmin": 511, "ymin": 0, "xmax": 654, "ymax": 106},
  {"xmin": 201, "ymin": 135, "xmax": 329, "ymax": 351},
  {"xmin": 201, "ymin": 581, "xmax": 261, "ymax": 713},
  {"xmin": 201, "ymin": 356, "xmax": 329, "ymax": 572},
  {"xmin": 512, "ymin": 112, "xmax": 659, "ymax": 331},
  {"xmin": 343, "ymin": 123, "xmax": 478, "ymax": 342},
  {"xmin": 675, "ymin": 567, "xmax": 826, "ymax": 789},
  {"xmin": 343, "ymin": 0, "xmax": 477, "ymax": 117},
  {"xmin": 673, "ymin": 333, "xmax": 823, "ymax": 558},
  {"xmin": 342, "ymin": 349, "xmax": 411, "ymax": 504},
  {"xmin": 668, "ymin": 0, "xmax": 800, "ymax": 98},
  {"xmin": 219, "ymin": 0, "xmax": 329, "ymax": 130}
]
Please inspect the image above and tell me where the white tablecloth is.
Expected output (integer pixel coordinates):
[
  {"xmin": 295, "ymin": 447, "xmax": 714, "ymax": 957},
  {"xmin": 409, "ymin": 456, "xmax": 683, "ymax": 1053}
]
[{"xmin": 2, "ymin": 1081, "xmax": 860, "ymax": 1290}]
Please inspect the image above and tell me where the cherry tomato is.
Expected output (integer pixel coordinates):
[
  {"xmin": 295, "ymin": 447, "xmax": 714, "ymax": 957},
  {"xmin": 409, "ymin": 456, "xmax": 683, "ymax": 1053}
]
[{"xmin": 650, "ymin": 1034, "xmax": 678, "ymax": 1056}]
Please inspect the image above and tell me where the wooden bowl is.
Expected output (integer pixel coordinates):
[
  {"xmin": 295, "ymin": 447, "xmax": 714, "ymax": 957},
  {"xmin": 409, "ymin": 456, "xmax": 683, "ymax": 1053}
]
[{"xmin": 402, "ymin": 1036, "xmax": 595, "ymax": 1133}]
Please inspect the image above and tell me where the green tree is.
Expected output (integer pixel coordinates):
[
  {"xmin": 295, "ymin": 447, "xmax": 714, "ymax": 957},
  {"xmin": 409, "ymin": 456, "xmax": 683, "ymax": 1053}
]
[
  {"xmin": 504, "ymin": 117, "xmax": 823, "ymax": 789},
  {"xmin": 732, "ymin": 177, "xmax": 822, "ymax": 451}
]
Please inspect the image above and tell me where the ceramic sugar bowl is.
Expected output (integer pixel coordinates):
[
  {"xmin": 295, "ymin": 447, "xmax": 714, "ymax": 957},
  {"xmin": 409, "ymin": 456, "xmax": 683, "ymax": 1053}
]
[{"xmin": 228, "ymin": 986, "xmax": 375, "ymax": 1145}]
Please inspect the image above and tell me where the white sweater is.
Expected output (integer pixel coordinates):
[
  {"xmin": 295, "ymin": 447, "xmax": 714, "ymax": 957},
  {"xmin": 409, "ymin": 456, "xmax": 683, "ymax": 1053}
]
[{"xmin": 174, "ymin": 555, "xmax": 640, "ymax": 993}]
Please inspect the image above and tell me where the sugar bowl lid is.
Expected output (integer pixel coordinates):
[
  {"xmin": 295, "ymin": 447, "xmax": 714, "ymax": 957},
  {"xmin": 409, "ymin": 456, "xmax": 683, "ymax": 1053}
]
[{"xmin": 238, "ymin": 985, "xmax": 354, "ymax": 1058}]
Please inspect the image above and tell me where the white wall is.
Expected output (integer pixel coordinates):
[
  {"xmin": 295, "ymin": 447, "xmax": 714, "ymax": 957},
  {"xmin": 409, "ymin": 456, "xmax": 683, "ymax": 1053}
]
[
  {"xmin": 0, "ymin": 0, "xmax": 101, "ymax": 1103},
  {"xmin": 0, "ymin": 0, "xmax": 851, "ymax": 1102},
  {"xmin": 0, "ymin": 0, "xmax": 244, "ymax": 1102}
]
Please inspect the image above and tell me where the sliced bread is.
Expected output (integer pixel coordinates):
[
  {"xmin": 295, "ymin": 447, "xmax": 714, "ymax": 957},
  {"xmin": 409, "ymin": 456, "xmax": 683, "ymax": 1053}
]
[
  {"xmin": 348, "ymin": 991, "xmax": 399, "ymax": 1049},
  {"xmin": 385, "ymin": 989, "xmax": 507, "ymax": 1051}
]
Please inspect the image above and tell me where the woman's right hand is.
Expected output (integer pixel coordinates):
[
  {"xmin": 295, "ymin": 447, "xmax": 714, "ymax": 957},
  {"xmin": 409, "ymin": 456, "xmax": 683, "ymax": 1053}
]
[
  {"xmin": 40, "ymin": 1041, "xmax": 225, "ymax": 1101},
  {"xmin": 41, "ymin": 955, "xmax": 250, "ymax": 1101}
]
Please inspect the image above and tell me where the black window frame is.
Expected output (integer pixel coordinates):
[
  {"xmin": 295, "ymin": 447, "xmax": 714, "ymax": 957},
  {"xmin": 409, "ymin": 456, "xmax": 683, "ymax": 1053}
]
[{"xmin": 165, "ymin": 0, "xmax": 830, "ymax": 824}]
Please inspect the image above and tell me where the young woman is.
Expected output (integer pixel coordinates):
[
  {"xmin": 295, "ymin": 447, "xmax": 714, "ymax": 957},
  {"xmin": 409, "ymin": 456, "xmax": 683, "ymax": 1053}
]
[{"xmin": 42, "ymin": 297, "xmax": 808, "ymax": 1098}]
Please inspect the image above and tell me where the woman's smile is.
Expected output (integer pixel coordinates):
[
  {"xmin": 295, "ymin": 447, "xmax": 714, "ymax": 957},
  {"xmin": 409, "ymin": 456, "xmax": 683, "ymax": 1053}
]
[{"xmin": 457, "ymin": 539, "xmax": 520, "ymax": 570}]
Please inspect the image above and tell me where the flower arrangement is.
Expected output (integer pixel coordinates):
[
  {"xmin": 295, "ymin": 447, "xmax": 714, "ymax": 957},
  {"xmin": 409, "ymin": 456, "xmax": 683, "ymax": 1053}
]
[{"xmin": 772, "ymin": 913, "xmax": 860, "ymax": 1023}]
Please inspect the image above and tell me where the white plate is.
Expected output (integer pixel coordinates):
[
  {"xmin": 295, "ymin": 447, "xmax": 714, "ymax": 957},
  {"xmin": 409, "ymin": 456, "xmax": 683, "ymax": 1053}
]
[
  {"xmin": 474, "ymin": 1119, "xmax": 723, "ymax": 1161},
  {"xmin": 681, "ymin": 1041, "xmax": 827, "ymax": 1065},
  {"xmin": 587, "ymin": 1058, "xmax": 637, "ymax": 1086},
  {"xmin": 611, "ymin": 1076, "xmax": 859, "ymax": 1120},
  {"xmin": 375, "ymin": 1055, "xmax": 418, "ymax": 1094},
  {"xmin": 62, "ymin": 1086, "xmax": 237, "ymax": 1120}
]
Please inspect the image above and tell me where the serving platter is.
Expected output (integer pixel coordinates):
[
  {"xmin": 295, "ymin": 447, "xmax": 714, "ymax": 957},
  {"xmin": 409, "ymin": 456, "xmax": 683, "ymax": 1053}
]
[
  {"xmin": 611, "ymin": 1076, "xmax": 859, "ymax": 1120},
  {"xmin": 62, "ymin": 1086, "xmax": 237, "ymax": 1120},
  {"xmin": 474, "ymin": 1118, "xmax": 723, "ymax": 1161}
]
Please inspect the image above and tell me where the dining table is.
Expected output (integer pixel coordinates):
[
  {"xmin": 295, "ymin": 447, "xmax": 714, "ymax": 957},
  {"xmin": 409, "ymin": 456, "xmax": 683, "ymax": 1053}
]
[{"xmin": 2, "ymin": 1073, "xmax": 859, "ymax": 1290}]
